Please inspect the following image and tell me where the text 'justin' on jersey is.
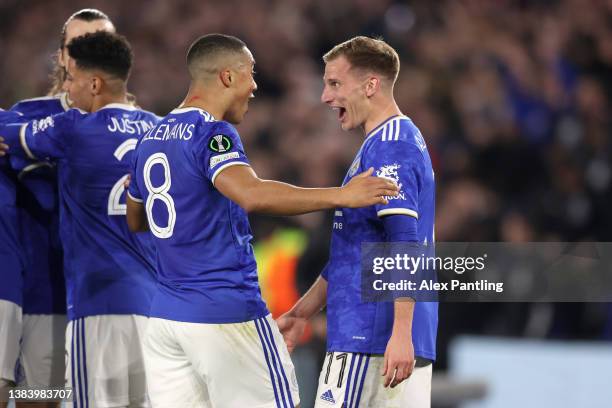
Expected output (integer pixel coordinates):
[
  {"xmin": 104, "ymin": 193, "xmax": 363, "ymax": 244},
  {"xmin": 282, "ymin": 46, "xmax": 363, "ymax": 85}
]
[
  {"xmin": 323, "ymin": 115, "xmax": 438, "ymax": 359},
  {"xmin": 3, "ymin": 103, "xmax": 160, "ymax": 320},
  {"xmin": 129, "ymin": 107, "xmax": 268, "ymax": 324}
]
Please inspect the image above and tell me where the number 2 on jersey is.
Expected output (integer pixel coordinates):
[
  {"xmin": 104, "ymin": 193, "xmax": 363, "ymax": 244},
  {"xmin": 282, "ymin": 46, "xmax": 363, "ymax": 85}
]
[
  {"xmin": 108, "ymin": 138, "xmax": 138, "ymax": 215},
  {"xmin": 143, "ymin": 152, "xmax": 176, "ymax": 239}
]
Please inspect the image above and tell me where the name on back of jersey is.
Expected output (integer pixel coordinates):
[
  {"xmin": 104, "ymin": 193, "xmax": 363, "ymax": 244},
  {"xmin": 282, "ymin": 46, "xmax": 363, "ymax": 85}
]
[
  {"xmin": 107, "ymin": 117, "xmax": 156, "ymax": 134},
  {"xmin": 141, "ymin": 121, "xmax": 195, "ymax": 142}
]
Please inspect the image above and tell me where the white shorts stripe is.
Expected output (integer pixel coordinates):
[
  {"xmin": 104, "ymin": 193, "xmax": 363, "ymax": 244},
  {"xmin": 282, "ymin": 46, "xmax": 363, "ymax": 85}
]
[
  {"xmin": 353, "ymin": 355, "xmax": 370, "ymax": 407},
  {"xmin": 255, "ymin": 319, "xmax": 284, "ymax": 407},
  {"xmin": 80, "ymin": 319, "xmax": 89, "ymax": 408},
  {"xmin": 262, "ymin": 317, "xmax": 295, "ymax": 408},
  {"xmin": 255, "ymin": 318, "xmax": 286, "ymax": 408},
  {"xmin": 349, "ymin": 354, "xmax": 366, "ymax": 407}
]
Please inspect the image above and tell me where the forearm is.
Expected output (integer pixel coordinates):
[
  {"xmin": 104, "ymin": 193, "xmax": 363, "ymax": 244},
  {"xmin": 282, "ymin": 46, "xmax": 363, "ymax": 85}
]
[
  {"xmin": 392, "ymin": 299, "xmax": 415, "ymax": 337},
  {"xmin": 244, "ymin": 179, "xmax": 341, "ymax": 215},
  {"xmin": 0, "ymin": 123, "xmax": 29, "ymax": 158},
  {"xmin": 288, "ymin": 276, "xmax": 328, "ymax": 319}
]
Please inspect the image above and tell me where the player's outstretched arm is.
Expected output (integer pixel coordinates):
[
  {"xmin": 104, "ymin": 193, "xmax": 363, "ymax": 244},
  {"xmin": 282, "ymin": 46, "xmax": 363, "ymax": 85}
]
[
  {"xmin": 277, "ymin": 276, "xmax": 328, "ymax": 353},
  {"xmin": 214, "ymin": 165, "xmax": 398, "ymax": 215}
]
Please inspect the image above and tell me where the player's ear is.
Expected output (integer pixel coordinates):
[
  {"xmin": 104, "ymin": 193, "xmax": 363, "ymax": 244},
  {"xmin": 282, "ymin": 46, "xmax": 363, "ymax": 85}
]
[
  {"xmin": 91, "ymin": 76, "xmax": 103, "ymax": 96},
  {"xmin": 220, "ymin": 69, "xmax": 232, "ymax": 88},
  {"xmin": 365, "ymin": 76, "xmax": 379, "ymax": 97}
]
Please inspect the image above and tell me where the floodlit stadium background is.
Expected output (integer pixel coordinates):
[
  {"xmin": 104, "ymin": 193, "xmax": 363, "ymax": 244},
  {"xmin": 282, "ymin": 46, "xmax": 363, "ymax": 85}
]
[{"xmin": 2, "ymin": 0, "xmax": 612, "ymax": 406}]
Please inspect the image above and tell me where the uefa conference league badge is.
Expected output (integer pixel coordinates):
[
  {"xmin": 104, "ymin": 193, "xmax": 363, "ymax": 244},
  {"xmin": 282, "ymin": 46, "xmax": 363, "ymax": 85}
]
[{"xmin": 208, "ymin": 134, "xmax": 233, "ymax": 153}]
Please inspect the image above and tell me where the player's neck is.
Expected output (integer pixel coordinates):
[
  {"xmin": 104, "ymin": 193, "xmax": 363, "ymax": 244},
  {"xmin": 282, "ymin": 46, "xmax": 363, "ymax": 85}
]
[
  {"xmin": 180, "ymin": 83, "xmax": 228, "ymax": 120},
  {"xmin": 363, "ymin": 98, "xmax": 402, "ymax": 136},
  {"xmin": 91, "ymin": 93, "xmax": 129, "ymax": 112}
]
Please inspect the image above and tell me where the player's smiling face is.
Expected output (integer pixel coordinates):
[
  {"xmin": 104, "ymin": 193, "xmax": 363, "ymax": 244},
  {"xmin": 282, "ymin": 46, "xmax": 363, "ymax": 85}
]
[
  {"xmin": 226, "ymin": 47, "xmax": 257, "ymax": 124},
  {"xmin": 64, "ymin": 59, "xmax": 94, "ymax": 112},
  {"xmin": 321, "ymin": 56, "xmax": 370, "ymax": 131}
]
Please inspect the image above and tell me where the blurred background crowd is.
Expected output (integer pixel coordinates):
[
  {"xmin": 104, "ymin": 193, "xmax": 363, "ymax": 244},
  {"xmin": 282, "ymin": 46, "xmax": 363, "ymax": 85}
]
[{"xmin": 2, "ymin": 0, "xmax": 611, "ymax": 405}]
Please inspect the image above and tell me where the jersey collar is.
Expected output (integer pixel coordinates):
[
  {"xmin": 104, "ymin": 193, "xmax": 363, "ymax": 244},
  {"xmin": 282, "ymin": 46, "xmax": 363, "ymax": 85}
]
[
  {"xmin": 364, "ymin": 114, "xmax": 407, "ymax": 140},
  {"xmin": 99, "ymin": 103, "xmax": 137, "ymax": 111},
  {"xmin": 171, "ymin": 107, "xmax": 215, "ymax": 119}
]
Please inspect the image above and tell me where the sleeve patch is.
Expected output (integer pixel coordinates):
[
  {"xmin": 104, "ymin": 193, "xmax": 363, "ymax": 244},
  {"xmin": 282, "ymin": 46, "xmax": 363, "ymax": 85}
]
[
  {"xmin": 208, "ymin": 134, "xmax": 233, "ymax": 152},
  {"xmin": 210, "ymin": 151, "xmax": 240, "ymax": 168}
]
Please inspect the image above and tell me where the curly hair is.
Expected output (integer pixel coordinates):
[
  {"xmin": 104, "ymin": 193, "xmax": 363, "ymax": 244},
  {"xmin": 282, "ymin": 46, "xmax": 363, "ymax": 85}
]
[{"xmin": 67, "ymin": 31, "xmax": 132, "ymax": 81}]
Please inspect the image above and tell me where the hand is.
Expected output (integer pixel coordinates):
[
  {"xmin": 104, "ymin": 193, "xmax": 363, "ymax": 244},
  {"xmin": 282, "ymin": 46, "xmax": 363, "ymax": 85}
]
[
  {"xmin": 123, "ymin": 173, "xmax": 131, "ymax": 189},
  {"xmin": 276, "ymin": 312, "xmax": 308, "ymax": 353},
  {"xmin": 339, "ymin": 167, "xmax": 398, "ymax": 208},
  {"xmin": 0, "ymin": 136, "xmax": 8, "ymax": 157},
  {"xmin": 381, "ymin": 332, "xmax": 414, "ymax": 388}
]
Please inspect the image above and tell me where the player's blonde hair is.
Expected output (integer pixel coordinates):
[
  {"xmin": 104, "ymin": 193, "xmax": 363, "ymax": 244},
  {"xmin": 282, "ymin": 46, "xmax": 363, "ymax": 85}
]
[{"xmin": 323, "ymin": 36, "xmax": 400, "ymax": 83}]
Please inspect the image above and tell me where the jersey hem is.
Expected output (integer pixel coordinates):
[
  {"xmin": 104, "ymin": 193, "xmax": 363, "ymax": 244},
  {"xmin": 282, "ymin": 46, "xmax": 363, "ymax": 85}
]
[
  {"xmin": 377, "ymin": 208, "xmax": 418, "ymax": 218},
  {"xmin": 211, "ymin": 161, "xmax": 250, "ymax": 185},
  {"xmin": 149, "ymin": 308, "xmax": 269, "ymax": 324}
]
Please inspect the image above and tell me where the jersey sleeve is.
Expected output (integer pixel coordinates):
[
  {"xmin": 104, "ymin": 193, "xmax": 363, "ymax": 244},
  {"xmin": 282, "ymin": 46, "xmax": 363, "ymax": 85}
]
[
  {"xmin": 193, "ymin": 121, "xmax": 250, "ymax": 185},
  {"xmin": 362, "ymin": 140, "xmax": 425, "ymax": 219},
  {"xmin": 6, "ymin": 109, "xmax": 80, "ymax": 161}
]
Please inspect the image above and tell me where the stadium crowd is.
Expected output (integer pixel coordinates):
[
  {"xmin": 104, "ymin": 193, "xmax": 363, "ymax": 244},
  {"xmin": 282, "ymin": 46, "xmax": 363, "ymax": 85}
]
[{"xmin": 1, "ymin": 0, "xmax": 611, "ymax": 385}]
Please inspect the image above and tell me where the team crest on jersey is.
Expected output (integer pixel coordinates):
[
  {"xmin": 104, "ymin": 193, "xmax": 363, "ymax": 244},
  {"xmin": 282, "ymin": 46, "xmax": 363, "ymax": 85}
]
[
  {"xmin": 348, "ymin": 155, "xmax": 361, "ymax": 177},
  {"xmin": 208, "ymin": 134, "xmax": 233, "ymax": 153},
  {"xmin": 376, "ymin": 163, "xmax": 402, "ymax": 190},
  {"xmin": 377, "ymin": 163, "xmax": 405, "ymax": 200}
]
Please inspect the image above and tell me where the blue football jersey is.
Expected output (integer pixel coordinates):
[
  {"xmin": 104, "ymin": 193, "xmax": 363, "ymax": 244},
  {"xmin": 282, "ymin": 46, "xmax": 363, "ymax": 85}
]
[
  {"xmin": 0, "ymin": 109, "xmax": 25, "ymax": 306},
  {"xmin": 1, "ymin": 103, "xmax": 160, "ymax": 320},
  {"xmin": 323, "ymin": 115, "xmax": 438, "ymax": 359},
  {"xmin": 9, "ymin": 94, "xmax": 69, "ymax": 314},
  {"xmin": 129, "ymin": 107, "xmax": 268, "ymax": 323}
]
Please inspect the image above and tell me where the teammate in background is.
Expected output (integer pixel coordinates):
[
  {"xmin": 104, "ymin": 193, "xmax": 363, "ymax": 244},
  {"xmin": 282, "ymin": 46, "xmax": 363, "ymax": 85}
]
[
  {"xmin": 0, "ymin": 109, "xmax": 25, "ymax": 408},
  {"xmin": 1, "ymin": 32, "xmax": 158, "ymax": 407},
  {"xmin": 278, "ymin": 37, "xmax": 438, "ymax": 408},
  {"xmin": 7, "ymin": 9, "xmax": 116, "ymax": 398},
  {"xmin": 125, "ymin": 34, "xmax": 398, "ymax": 408}
]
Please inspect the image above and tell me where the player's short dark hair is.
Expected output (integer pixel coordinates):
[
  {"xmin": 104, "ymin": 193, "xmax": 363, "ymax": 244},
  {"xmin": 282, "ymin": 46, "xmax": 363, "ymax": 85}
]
[
  {"xmin": 67, "ymin": 31, "xmax": 132, "ymax": 81},
  {"xmin": 186, "ymin": 34, "xmax": 247, "ymax": 76},
  {"xmin": 323, "ymin": 36, "xmax": 400, "ymax": 83}
]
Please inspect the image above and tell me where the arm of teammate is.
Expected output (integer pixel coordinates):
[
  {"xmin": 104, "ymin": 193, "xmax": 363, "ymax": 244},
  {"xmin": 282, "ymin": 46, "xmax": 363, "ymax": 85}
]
[
  {"xmin": 126, "ymin": 177, "xmax": 149, "ymax": 232},
  {"xmin": 199, "ymin": 121, "xmax": 397, "ymax": 215},
  {"xmin": 215, "ymin": 165, "xmax": 397, "ymax": 215},
  {"xmin": 276, "ymin": 275, "xmax": 328, "ymax": 353},
  {"xmin": 0, "ymin": 110, "xmax": 78, "ymax": 160}
]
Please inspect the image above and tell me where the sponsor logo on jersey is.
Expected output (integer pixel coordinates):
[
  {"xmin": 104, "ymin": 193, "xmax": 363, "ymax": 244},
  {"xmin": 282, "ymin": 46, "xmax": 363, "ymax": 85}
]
[
  {"xmin": 208, "ymin": 134, "xmax": 233, "ymax": 152},
  {"xmin": 32, "ymin": 116, "xmax": 54, "ymax": 134},
  {"xmin": 320, "ymin": 389, "xmax": 336, "ymax": 404},
  {"xmin": 210, "ymin": 152, "xmax": 240, "ymax": 168},
  {"xmin": 348, "ymin": 155, "xmax": 361, "ymax": 177},
  {"xmin": 376, "ymin": 163, "xmax": 406, "ymax": 201}
]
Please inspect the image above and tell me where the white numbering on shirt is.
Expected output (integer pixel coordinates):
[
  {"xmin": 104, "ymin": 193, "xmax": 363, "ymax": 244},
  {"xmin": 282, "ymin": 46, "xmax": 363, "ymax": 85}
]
[
  {"xmin": 108, "ymin": 138, "xmax": 138, "ymax": 215},
  {"xmin": 143, "ymin": 152, "xmax": 176, "ymax": 239}
]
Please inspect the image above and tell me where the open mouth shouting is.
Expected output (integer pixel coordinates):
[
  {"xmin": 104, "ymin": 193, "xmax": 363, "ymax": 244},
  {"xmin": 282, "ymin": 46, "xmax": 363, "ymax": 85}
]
[{"xmin": 332, "ymin": 106, "xmax": 347, "ymax": 122}]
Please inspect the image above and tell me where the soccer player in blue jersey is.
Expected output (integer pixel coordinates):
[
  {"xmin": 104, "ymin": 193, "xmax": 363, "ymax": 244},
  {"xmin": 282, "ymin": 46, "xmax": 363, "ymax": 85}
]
[
  {"xmin": 278, "ymin": 37, "xmax": 438, "ymax": 408},
  {"xmin": 7, "ymin": 9, "xmax": 116, "ymax": 395},
  {"xmin": 1, "ymin": 32, "xmax": 158, "ymax": 407},
  {"xmin": 125, "ymin": 34, "xmax": 398, "ymax": 408},
  {"xmin": 0, "ymin": 108, "xmax": 25, "ymax": 408}
]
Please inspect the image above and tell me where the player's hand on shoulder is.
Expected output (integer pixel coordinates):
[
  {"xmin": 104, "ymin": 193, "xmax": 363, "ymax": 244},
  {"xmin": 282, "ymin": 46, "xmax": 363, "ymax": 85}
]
[
  {"xmin": 276, "ymin": 312, "xmax": 307, "ymax": 354},
  {"xmin": 0, "ymin": 136, "xmax": 8, "ymax": 156},
  {"xmin": 340, "ymin": 167, "xmax": 398, "ymax": 208},
  {"xmin": 382, "ymin": 332, "xmax": 415, "ymax": 388}
]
